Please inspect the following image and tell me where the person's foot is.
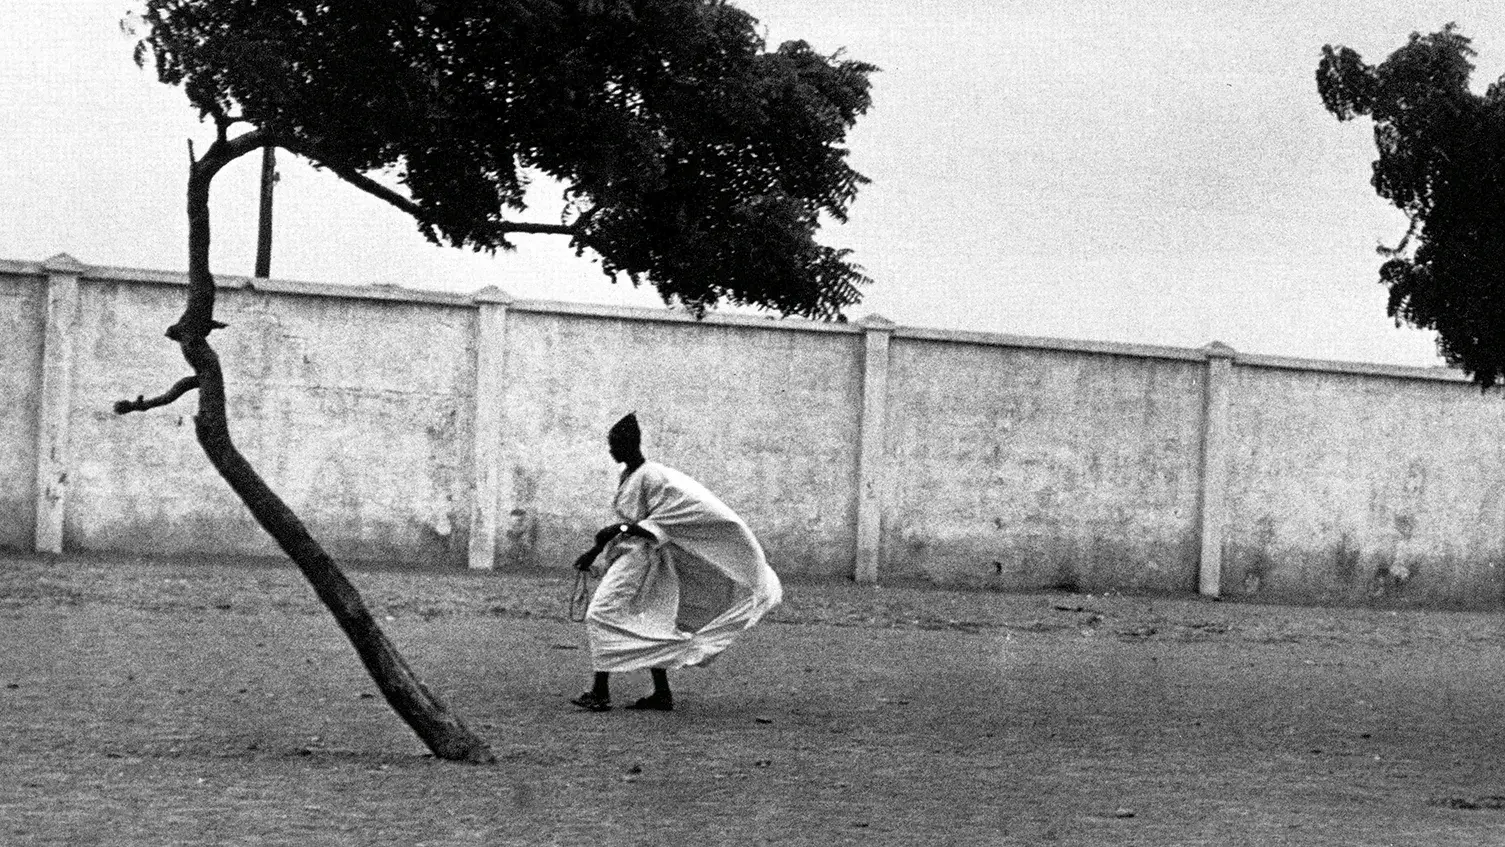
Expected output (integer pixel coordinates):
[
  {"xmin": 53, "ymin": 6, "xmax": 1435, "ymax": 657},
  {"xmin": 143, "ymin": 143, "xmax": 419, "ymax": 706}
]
[
  {"xmin": 625, "ymin": 692, "xmax": 674, "ymax": 711},
  {"xmin": 570, "ymin": 691, "xmax": 612, "ymax": 712}
]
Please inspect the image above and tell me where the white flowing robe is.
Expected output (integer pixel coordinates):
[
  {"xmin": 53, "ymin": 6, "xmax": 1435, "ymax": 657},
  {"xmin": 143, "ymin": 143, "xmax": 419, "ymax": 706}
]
[{"xmin": 585, "ymin": 461, "xmax": 782, "ymax": 672}]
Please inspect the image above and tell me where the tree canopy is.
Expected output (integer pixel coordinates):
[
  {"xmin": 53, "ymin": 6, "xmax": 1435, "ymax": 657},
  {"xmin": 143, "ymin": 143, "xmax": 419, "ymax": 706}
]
[
  {"xmin": 1317, "ymin": 24, "xmax": 1505, "ymax": 387},
  {"xmin": 130, "ymin": 0, "xmax": 877, "ymax": 319}
]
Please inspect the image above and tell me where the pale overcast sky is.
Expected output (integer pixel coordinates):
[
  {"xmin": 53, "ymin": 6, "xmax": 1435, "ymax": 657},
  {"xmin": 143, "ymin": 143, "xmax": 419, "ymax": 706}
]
[{"xmin": 4, "ymin": 1, "xmax": 1503, "ymax": 366}]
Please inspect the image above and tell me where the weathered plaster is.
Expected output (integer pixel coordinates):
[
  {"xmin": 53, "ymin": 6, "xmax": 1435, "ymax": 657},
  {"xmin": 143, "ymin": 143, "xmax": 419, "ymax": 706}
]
[
  {"xmin": 0, "ymin": 270, "xmax": 45, "ymax": 548},
  {"xmin": 880, "ymin": 338, "xmax": 1206, "ymax": 591},
  {"xmin": 63, "ymin": 281, "xmax": 475, "ymax": 566},
  {"xmin": 493, "ymin": 309, "xmax": 864, "ymax": 577},
  {"xmin": 7, "ymin": 255, "xmax": 1505, "ymax": 606},
  {"xmin": 1221, "ymin": 366, "xmax": 1505, "ymax": 607}
]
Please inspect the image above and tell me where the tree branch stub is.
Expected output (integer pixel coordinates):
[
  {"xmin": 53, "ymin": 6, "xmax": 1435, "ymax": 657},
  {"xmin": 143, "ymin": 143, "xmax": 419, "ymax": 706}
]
[{"xmin": 113, "ymin": 375, "xmax": 201, "ymax": 415}]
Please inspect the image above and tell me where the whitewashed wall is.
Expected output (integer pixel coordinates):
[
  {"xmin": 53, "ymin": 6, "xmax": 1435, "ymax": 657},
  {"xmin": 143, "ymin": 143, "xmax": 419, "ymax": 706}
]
[{"xmin": 5, "ymin": 254, "xmax": 1502, "ymax": 606}]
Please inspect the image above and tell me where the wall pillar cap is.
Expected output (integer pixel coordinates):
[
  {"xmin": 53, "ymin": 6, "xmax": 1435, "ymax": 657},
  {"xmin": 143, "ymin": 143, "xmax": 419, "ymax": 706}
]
[
  {"xmin": 1203, "ymin": 340, "xmax": 1237, "ymax": 359},
  {"xmin": 473, "ymin": 285, "xmax": 515, "ymax": 306},
  {"xmin": 42, "ymin": 253, "xmax": 86, "ymax": 274},
  {"xmin": 859, "ymin": 313, "xmax": 896, "ymax": 331}
]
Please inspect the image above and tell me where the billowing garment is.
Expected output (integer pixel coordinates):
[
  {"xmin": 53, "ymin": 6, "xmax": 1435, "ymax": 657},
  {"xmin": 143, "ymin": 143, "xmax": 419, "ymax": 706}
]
[{"xmin": 585, "ymin": 461, "xmax": 782, "ymax": 672}]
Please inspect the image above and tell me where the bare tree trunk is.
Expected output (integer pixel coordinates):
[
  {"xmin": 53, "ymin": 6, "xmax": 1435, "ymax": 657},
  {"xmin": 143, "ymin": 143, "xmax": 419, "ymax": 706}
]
[{"xmin": 129, "ymin": 129, "xmax": 494, "ymax": 764}]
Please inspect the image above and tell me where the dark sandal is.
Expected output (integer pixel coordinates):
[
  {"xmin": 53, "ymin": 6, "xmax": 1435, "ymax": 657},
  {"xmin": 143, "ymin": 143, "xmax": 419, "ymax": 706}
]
[
  {"xmin": 570, "ymin": 691, "xmax": 612, "ymax": 712},
  {"xmin": 625, "ymin": 693, "xmax": 674, "ymax": 711}
]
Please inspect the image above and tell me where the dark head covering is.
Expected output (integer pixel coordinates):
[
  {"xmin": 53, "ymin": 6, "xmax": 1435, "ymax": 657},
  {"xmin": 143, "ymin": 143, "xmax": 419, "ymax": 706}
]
[{"xmin": 608, "ymin": 412, "xmax": 641, "ymax": 450}]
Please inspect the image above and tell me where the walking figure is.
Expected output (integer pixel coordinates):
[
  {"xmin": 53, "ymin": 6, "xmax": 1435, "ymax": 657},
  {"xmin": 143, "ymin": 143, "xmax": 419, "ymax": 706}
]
[{"xmin": 570, "ymin": 413, "xmax": 783, "ymax": 711}]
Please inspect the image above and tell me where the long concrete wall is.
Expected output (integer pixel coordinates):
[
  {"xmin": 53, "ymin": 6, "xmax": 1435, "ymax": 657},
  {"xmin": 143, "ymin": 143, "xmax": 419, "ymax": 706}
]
[
  {"xmin": 880, "ymin": 337, "xmax": 1207, "ymax": 592},
  {"xmin": 5, "ymin": 254, "xmax": 1504, "ymax": 606},
  {"xmin": 1223, "ymin": 364, "xmax": 1505, "ymax": 606}
]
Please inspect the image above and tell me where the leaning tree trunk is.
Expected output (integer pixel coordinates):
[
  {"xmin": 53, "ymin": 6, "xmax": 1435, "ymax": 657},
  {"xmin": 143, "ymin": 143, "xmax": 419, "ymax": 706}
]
[{"xmin": 122, "ymin": 129, "xmax": 494, "ymax": 764}]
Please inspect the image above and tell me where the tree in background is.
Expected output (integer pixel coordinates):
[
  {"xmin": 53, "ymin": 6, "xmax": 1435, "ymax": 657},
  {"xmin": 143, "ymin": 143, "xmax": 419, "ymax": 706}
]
[
  {"xmin": 118, "ymin": 0, "xmax": 875, "ymax": 763},
  {"xmin": 1317, "ymin": 24, "xmax": 1505, "ymax": 387}
]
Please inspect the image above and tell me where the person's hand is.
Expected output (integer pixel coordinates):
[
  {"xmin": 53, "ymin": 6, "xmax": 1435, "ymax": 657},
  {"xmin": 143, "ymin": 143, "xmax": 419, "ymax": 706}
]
[{"xmin": 573, "ymin": 549, "xmax": 598, "ymax": 572}]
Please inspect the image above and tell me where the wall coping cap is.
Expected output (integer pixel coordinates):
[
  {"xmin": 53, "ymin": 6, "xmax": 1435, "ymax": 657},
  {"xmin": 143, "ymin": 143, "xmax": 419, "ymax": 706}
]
[
  {"xmin": 507, "ymin": 296, "xmax": 864, "ymax": 334},
  {"xmin": 1235, "ymin": 351, "xmax": 1471, "ymax": 383},
  {"xmin": 859, "ymin": 313, "xmax": 897, "ymax": 330},
  {"xmin": 473, "ymin": 285, "xmax": 516, "ymax": 305},
  {"xmin": 42, "ymin": 253, "xmax": 86, "ymax": 274},
  {"xmin": 1203, "ymin": 340, "xmax": 1237, "ymax": 358}
]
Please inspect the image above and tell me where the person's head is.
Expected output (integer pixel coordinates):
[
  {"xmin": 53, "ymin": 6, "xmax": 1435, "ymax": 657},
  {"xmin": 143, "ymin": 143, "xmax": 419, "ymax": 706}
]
[{"xmin": 608, "ymin": 412, "xmax": 643, "ymax": 464}]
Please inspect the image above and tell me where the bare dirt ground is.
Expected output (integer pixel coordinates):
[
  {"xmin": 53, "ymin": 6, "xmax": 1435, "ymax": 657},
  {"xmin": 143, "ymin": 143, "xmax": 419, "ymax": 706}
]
[{"xmin": 5, "ymin": 552, "xmax": 1505, "ymax": 846}]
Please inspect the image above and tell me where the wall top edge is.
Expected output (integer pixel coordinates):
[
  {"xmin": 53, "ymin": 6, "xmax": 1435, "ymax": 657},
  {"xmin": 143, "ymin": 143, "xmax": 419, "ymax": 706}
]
[
  {"xmin": 1234, "ymin": 351, "xmax": 1470, "ymax": 383},
  {"xmin": 0, "ymin": 258, "xmax": 43, "ymax": 276},
  {"xmin": 895, "ymin": 325, "xmax": 1210, "ymax": 362},
  {"xmin": 0, "ymin": 258, "xmax": 479, "ymax": 305},
  {"xmin": 0, "ymin": 255, "xmax": 1472, "ymax": 383},
  {"xmin": 896, "ymin": 327, "xmax": 1470, "ymax": 382},
  {"xmin": 505, "ymin": 297, "xmax": 865, "ymax": 334}
]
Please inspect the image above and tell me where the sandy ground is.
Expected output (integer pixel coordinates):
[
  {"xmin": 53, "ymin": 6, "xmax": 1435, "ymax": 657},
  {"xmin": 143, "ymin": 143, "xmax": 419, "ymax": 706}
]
[{"xmin": 5, "ymin": 551, "xmax": 1505, "ymax": 846}]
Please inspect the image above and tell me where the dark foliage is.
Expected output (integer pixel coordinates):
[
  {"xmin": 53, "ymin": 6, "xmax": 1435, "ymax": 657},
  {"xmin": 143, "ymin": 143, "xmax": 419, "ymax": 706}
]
[
  {"xmin": 130, "ymin": 0, "xmax": 876, "ymax": 319},
  {"xmin": 1317, "ymin": 24, "xmax": 1505, "ymax": 387}
]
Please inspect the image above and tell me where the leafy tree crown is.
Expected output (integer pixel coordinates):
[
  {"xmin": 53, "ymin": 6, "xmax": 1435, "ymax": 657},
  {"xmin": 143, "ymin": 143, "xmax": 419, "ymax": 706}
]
[
  {"xmin": 131, "ymin": 0, "xmax": 877, "ymax": 319},
  {"xmin": 1318, "ymin": 24, "xmax": 1505, "ymax": 387}
]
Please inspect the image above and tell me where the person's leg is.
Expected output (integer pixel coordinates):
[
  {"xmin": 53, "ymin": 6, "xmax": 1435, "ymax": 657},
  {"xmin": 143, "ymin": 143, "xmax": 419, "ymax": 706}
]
[
  {"xmin": 576, "ymin": 541, "xmax": 670, "ymax": 712},
  {"xmin": 571, "ymin": 671, "xmax": 612, "ymax": 711},
  {"xmin": 626, "ymin": 668, "xmax": 674, "ymax": 711}
]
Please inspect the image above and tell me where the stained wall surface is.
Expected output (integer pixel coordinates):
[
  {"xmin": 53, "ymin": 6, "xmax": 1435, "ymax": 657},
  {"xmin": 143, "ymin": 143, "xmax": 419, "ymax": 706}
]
[
  {"xmin": 491, "ymin": 307, "xmax": 864, "ymax": 578},
  {"xmin": 881, "ymin": 338, "xmax": 1206, "ymax": 590},
  {"xmin": 7, "ymin": 256, "xmax": 1505, "ymax": 608},
  {"xmin": 59, "ymin": 276, "xmax": 476, "ymax": 566},
  {"xmin": 0, "ymin": 270, "xmax": 44, "ymax": 549},
  {"xmin": 1222, "ymin": 365, "xmax": 1505, "ymax": 606}
]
